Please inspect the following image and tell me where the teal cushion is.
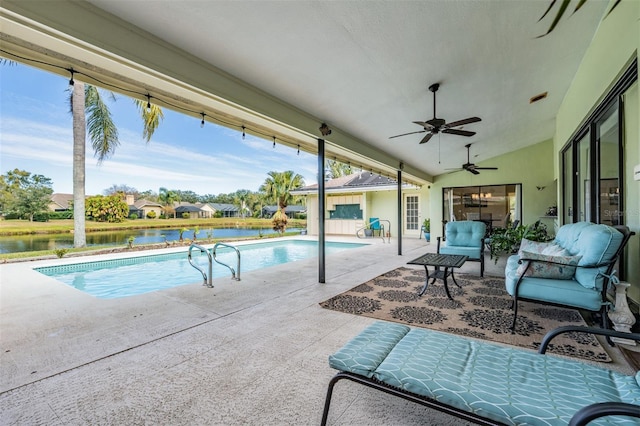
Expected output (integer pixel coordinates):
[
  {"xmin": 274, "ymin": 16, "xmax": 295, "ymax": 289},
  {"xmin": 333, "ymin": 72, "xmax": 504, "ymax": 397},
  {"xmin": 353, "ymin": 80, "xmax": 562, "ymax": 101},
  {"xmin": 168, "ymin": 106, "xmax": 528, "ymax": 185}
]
[
  {"xmin": 444, "ymin": 221, "xmax": 485, "ymax": 248},
  {"xmin": 505, "ymin": 255, "xmax": 602, "ymax": 311},
  {"xmin": 371, "ymin": 326, "xmax": 640, "ymax": 425},
  {"xmin": 328, "ymin": 322, "xmax": 409, "ymax": 378},
  {"xmin": 553, "ymin": 223, "xmax": 623, "ymax": 290},
  {"xmin": 439, "ymin": 245, "xmax": 482, "ymax": 260}
]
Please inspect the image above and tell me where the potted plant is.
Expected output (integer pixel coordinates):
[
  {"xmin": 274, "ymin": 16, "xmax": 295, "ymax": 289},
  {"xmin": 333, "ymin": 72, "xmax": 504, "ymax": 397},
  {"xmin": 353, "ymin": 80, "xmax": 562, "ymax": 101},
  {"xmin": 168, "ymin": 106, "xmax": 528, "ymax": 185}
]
[
  {"xmin": 488, "ymin": 222, "xmax": 551, "ymax": 263},
  {"xmin": 364, "ymin": 222, "xmax": 374, "ymax": 237},
  {"xmin": 422, "ymin": 218, "xmax": 431, "ymax": 242}
]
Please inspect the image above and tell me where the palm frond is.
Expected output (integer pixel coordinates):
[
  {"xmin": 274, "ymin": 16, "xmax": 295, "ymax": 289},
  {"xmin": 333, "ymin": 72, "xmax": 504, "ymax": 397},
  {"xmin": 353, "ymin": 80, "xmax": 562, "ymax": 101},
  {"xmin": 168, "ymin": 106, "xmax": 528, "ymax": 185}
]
[
  {"xmin": 538, "ymin": 0, "xmax": 621, "ymax": 37},
  {"xmin": 85, "ymin": 85, "xmax": 119, "ymax": 163},
  {"xmin": 134, "ymin": 99, "xmax": 164, "ymax": 142}
]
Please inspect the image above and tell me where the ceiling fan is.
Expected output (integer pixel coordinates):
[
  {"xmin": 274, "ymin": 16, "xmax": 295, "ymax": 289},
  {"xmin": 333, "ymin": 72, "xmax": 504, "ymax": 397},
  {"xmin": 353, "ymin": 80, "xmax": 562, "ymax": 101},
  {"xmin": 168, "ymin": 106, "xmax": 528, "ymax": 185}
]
[
  {"xmin": 389, "ymin": 83, "xmax": 481, "ymax": 145},
  {"xmin": 457, "ymin": 143, "xmax": 498, "ymax": 175}
]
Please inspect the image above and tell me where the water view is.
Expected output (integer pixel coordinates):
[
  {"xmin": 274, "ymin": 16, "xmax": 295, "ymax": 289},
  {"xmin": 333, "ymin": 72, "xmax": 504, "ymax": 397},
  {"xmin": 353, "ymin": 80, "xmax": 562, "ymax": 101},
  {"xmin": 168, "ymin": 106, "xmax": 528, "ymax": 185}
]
[{"xmin": 0, "ymin": 227, "xmax": 303, "ymax": 254}]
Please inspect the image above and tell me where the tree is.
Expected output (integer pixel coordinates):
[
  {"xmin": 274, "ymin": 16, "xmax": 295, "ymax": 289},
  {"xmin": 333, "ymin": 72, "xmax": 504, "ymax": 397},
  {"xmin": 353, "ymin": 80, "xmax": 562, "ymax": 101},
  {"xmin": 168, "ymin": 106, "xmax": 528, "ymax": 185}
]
[
  {"xmin": 85, "ymin": 194, "xmax": 129, "ymax": 222},
  {"xmin": 158, "ymin": 187, "xmax": 180, "ymax": 218},
  {"xmin": 259, "ymin": 171, "xmax": 304, "ymax": 233},
  {"xmin": 233, "ymin": 189, "xmax": 252, "ymax": 218},
  {"xmin": 103, "ymin": 184, "xmax": 139, "ymax": 196},
  {"xmin": 0, "ymin": 169, "xmax": 53, "ymax": 221},
  {"xmin": 70, "ymin": 80, "xmax": 164, "ymax": 247},
  {"xmin": 326, "ymin": 159, "xmax": 354, "ymax": 179}
]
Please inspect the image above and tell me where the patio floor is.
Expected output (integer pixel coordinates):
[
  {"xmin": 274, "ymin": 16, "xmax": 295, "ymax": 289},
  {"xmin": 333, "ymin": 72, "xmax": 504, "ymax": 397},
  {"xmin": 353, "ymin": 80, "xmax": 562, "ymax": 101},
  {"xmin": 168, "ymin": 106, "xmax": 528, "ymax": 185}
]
[{"xmin": 0, "ymin": 236, "xmax": 632, "ymax": 425}]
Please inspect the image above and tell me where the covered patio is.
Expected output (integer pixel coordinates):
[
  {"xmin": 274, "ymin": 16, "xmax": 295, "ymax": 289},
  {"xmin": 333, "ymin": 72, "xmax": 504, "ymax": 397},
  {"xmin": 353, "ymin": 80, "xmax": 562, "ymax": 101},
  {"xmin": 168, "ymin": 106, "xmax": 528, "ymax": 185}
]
[
  {"xmin": 1, "ymin": 1, "xmax": 639, "ymax": 424},
  {"xmin": 0, "ymin": 237, "xmax": 505, "ymax": 424}
]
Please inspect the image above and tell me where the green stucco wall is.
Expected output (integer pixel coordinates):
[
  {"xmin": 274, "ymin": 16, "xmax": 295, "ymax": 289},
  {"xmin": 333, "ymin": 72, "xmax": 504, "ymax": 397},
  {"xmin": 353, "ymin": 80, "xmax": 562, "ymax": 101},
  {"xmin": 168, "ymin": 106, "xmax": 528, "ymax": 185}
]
[
  {"xmin": 430, "ymin": 140, "xmax": 556, "ymax": 238},
  {"xmin": 555, "ymin": 0, "xmax": 640, "ymax": 305}
]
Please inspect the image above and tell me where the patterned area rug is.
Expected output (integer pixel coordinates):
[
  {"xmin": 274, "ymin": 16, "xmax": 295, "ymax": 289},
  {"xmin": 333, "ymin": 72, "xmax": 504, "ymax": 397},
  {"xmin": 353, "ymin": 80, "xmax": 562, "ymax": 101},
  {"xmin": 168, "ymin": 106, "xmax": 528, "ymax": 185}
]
[{"xmin": 320, "ymin": 267, "xmax": 611, "ymax": 363}]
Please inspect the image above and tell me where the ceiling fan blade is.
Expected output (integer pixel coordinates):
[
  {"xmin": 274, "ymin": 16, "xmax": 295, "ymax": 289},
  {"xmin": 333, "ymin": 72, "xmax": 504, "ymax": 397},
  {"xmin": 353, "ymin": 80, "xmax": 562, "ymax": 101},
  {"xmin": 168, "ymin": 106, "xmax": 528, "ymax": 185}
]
[
  {"xmin": 445, "ymin": 117, "xmax": 481, "ymax": 128},
  {"xmin": 412, "ymin": 121, "xmax": 435, "ymax": 130},
  {"xmin": 473, "ymin": 167, "xmax": 499, "ymax": 170},
  {"xmin": 389, "ymin": 130, "xmax": 426, "ymax": 139},
  {"xmin": 467, "ymin": 168, "xmax": 480, "ymax": 175},
  {"xmin": 442, "ymin": 128, "xmax": 476, "ymax": 137},
  {"xmin": 419, "ymin": 132, "xmax": 434, "ymax": 144}
]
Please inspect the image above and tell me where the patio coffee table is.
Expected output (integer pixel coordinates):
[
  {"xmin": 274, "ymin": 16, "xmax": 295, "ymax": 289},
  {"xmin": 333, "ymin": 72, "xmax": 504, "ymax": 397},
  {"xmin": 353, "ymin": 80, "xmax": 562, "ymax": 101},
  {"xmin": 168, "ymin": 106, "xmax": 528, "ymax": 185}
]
[{"xmin": 407, "ymin": 253, "xmax": 468, "ymax": 299}]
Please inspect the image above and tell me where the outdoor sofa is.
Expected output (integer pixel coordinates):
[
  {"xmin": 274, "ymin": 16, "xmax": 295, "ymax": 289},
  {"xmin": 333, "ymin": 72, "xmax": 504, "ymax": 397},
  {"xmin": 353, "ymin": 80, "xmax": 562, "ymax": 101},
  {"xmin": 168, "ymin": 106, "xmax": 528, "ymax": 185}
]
[
  {"xmin": 321, "ymin": 321, "xmax": 640, "ymax": 425},
  {"xmin": 505, "ymin": 222, "xmax": 634, "ymax": 330}
]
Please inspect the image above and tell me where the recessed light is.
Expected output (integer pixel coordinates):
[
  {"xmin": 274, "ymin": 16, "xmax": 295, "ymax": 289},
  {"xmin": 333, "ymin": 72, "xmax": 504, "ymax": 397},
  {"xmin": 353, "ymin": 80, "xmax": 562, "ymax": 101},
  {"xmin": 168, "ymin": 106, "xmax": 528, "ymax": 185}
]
[{"xmin": 529, "ymin": 91, "xmax": 548, "ymax": 104}]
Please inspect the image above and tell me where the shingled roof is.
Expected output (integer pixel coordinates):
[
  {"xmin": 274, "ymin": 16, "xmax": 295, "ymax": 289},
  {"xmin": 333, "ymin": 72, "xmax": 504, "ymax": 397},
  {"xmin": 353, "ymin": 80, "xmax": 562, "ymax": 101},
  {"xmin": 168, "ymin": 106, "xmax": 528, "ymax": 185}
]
[{"xmin": 291, "ymin": 171, "xmax": 400, "ymax": 194}]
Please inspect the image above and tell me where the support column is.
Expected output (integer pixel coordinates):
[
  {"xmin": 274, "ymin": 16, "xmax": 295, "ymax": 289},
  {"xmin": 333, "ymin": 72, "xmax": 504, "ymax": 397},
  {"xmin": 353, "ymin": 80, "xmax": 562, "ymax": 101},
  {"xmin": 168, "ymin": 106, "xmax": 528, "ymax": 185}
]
[
  {"xmin": 318, "ymin": 138, "xmax": 326, "ymax": 283},
  {"xmin": 397, "ymin": 169, "xmax": 402, "ymax": 256}
]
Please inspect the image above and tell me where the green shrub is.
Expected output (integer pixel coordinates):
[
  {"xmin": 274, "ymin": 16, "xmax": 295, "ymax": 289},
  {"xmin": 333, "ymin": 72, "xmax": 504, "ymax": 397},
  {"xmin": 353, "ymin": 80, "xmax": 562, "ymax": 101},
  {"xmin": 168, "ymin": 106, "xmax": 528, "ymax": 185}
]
[
  {"xmin": 488, "ymin": 222, "xmax": 551, "ymax": 263},
  {"xmin": 48, "ymin": 211, "xmax": 73, "ymax": 219},
  {"xmin": 32, "ymin": 212, "xmax": 50, "ymax": 222},
  {"xmin": 146, "ymin": 211, "xmax": 156, "ymax": 219},
  {"xmin": 182, "ymin": 212, "xmax": 190, "ymax": 219},
  {"xmin": 54, "ymin": 248, "xmax": 69, "ymax": 258},
  {"xmin": 129, "ymin": 213, "xmax": 138, "ymax": 220}
]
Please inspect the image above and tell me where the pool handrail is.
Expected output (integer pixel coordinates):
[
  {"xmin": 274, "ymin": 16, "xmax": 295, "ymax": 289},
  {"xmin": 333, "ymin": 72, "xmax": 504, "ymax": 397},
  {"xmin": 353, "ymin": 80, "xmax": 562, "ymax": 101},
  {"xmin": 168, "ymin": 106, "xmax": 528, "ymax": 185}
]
[
  {"xmin": 213, "ymin": 242, "xmax": 241, "ymax": 281},
  {"xmin": 188, "ymin": 243, "xmax": 213, "ymax": 288},
  {"xmin": 355, "ymin": 218, "xmax": 391, "ymax": 243}
]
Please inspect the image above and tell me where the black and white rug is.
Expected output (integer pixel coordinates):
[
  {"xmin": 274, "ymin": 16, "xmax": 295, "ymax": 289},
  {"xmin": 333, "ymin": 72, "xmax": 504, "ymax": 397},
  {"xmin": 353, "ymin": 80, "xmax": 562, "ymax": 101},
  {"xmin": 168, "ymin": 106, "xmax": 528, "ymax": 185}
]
[{"xmin": 320, "ymin": 267, "xmax": 610, "ymax": 363}]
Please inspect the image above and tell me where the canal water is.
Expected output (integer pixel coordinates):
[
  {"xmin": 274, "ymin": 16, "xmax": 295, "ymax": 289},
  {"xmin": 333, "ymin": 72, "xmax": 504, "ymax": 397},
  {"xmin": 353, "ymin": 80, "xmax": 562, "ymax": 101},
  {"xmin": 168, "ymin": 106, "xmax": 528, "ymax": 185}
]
[{"xmin": 0, "ymin": 227, "xmax": 303, "ymax": 254}]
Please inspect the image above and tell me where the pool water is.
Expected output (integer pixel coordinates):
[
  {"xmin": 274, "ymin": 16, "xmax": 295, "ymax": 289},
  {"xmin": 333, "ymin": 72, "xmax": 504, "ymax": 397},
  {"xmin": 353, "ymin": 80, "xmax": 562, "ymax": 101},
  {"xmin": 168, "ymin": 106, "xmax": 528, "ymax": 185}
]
[{"xmin": 35, "ymin": 240, "xmax": 366, "ymax": 299}]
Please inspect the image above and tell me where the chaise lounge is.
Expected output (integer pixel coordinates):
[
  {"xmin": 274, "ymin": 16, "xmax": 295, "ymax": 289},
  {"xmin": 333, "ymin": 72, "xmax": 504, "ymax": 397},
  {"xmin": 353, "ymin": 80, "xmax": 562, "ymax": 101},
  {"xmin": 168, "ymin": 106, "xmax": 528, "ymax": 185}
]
[{"xmin": 321, "ymin": 321, "xmax": 640, "ymax": 426}]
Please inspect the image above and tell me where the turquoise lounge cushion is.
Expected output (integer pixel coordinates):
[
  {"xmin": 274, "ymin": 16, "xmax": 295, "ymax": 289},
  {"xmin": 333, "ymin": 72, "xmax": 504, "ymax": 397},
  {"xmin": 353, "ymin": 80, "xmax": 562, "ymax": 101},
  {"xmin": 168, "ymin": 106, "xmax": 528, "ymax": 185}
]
[
  {"xmin": 365, "ymin": 324, "xmax": 640, "ymax": 425},
  {"xmin": 328, "ymin": 322, "xmax": 409, "ymax": 378}
]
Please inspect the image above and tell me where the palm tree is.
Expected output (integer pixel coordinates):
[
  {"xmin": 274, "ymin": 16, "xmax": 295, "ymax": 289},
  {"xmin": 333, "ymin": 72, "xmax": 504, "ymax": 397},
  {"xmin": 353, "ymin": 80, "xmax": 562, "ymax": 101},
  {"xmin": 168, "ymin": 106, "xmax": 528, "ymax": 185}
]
[
  {"xmin": 233, "ymin": 189, "xmax": 252, "ymax": 219},
  {"xmin": 326, "ymin": 159, "xmax": 354, "ymax": 179},
  {"xmin": 158, "ymin": 187, "xmax": 180, "ymax": 219},
  {"xmin": 259, "ymin": 170, "xmax": 304, "ymax": 234},
  {"xmin": 70, "ymin": 81, "xmax": 163, "ymax": 246}
]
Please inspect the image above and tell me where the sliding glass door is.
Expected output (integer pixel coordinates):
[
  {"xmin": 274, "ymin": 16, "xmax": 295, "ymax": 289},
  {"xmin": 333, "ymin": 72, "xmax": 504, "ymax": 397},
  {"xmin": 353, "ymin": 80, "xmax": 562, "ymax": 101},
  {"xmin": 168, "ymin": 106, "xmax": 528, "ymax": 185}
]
[{"xmin": 561, "ymin": 59, "xmax": 635, "ymax": 281}]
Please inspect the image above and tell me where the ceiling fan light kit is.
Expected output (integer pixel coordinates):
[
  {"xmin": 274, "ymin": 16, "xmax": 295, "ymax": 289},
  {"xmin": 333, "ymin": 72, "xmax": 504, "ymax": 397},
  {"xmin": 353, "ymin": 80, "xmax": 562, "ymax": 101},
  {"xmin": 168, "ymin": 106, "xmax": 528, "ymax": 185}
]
[{"xmin": 389, "ymin": 83, "xmax": 481, "ymax": 144}]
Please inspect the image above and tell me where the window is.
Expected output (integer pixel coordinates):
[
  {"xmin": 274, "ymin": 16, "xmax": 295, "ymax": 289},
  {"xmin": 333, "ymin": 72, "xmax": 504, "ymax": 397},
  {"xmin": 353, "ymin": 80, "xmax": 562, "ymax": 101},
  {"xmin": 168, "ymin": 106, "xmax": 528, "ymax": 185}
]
[
  {"xmin": 443, "ymin": 184, "xmax": 521, "ymax": 235},
  {"xmin": 561, "ymin": 59, "xmax": 636, "ymax": 227},
  {"xmin": 329, "ymin": 204, "xmax": 363, "ymax": 219}
]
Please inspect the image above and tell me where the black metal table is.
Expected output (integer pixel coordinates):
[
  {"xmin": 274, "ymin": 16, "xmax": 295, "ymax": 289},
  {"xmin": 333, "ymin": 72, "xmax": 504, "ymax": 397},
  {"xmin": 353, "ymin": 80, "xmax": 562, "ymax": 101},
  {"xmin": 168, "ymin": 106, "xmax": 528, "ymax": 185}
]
[{"xmin": 407, "ymin": 253, "xmax": 468, "ymax": 299}]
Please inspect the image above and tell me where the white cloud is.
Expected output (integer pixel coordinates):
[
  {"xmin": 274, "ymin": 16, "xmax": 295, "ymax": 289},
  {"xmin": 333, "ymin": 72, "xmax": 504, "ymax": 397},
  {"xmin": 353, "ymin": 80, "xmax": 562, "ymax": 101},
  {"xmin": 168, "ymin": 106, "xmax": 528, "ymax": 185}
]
[{"xmin": 1, "ymin": 100, "xmax": 318, "ymax": 195}]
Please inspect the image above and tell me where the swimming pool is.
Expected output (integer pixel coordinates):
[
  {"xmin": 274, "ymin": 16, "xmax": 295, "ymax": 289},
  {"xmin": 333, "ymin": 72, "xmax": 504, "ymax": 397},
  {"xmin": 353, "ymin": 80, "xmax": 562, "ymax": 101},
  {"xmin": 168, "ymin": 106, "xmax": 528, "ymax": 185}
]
[{"xmin": 35, "ymin": 240, "xmax": 366, "ymax": 299}]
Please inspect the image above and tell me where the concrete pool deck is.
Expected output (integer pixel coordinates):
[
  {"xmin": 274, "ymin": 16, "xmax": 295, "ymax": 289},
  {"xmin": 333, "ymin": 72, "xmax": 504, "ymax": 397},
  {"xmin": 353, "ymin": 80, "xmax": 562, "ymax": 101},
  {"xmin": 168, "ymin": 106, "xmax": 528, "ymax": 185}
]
[{"xmin": 0, "ymin": 236, "xmax": 633, "ymax": 425}]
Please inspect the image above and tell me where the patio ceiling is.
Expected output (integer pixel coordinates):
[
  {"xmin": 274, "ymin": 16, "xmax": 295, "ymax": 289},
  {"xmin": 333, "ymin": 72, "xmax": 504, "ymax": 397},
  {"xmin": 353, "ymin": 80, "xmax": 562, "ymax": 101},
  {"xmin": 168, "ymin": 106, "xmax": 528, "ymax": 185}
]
[{"xmin": 0, "ymin": 1, "xmax": 607, "ymax": 185}]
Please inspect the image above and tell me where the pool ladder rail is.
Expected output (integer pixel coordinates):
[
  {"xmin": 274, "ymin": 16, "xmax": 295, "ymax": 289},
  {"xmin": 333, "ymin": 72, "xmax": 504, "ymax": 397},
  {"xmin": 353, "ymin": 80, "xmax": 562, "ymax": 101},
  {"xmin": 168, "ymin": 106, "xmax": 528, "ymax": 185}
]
[
  {"xmin": 356, "ymin": 218, "xmax": 391, "ymax": 243},
  {"xmin": 188, "ymin": 243, "xmax": 241, "ymax": 288}
]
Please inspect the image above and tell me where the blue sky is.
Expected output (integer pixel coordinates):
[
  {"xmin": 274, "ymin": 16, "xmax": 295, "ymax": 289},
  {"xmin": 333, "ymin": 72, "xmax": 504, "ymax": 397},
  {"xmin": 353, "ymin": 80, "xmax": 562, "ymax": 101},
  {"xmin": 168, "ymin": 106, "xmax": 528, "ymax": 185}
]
[{"xmin": 0, "ymin": 62, "xmax": 318, "ymax": 196}]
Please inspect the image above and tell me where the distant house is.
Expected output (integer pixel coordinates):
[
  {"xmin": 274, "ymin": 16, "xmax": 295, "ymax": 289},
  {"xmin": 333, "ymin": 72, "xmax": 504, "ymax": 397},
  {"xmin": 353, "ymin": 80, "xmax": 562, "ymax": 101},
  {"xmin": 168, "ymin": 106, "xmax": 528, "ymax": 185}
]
[
  {"xmin": 174, "ymin": 203, "xmax": 204, "ymax": 219},
  {"xmin": 126, "ymin": 195, "xmax": 164, "ymax": 219},
  {"xmin": 208, "ymin": 203, "xmax": 240, "ymax": 217},
  {"xmin": 291, "ymin": 171, "xmax": 427, "ymax": 237},
  {"xmin": 48, "ymin": 193, "xmax": 74, "ymax": 212},
  {"xmin": 261, "ymin": 205, "xmax": 306, "ymax": 218}
]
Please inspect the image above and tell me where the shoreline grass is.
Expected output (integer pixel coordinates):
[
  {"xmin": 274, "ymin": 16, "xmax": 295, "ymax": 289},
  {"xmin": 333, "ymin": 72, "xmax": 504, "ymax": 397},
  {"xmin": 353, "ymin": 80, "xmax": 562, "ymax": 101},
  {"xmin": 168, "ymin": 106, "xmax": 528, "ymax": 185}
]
[
  {"xmin": 0, "ymin": 230, "xmax": 304, "ymax": 262},
  {"xmin": 0, "ymin": 218, "xmax": 306, "ymax": 236}
]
